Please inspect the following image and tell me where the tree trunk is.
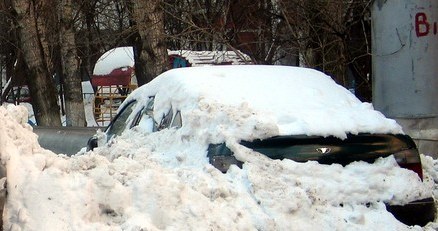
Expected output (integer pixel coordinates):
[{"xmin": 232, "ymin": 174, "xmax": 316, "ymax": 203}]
[
  {"xmin": 130, "ymin": 0, "xmax": 168, "ymax": 86},
  {"xmin": 59, "ymin": 0, "xmax": 86, "ymax": 126},
  {"xmin": 12, "ymin": 0, "xmax": 61, "ymax": 126}
]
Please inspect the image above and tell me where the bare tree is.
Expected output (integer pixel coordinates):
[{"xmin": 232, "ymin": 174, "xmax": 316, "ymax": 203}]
[
  {"xmin": 75, "ymin": 0, "xmax": 135, "ymax": 80},
  {"xmin": 129, "ymin": 0, "xmax": 168, "ymax": 85},
  {"xmin": 0, "ymin": 0, "xmax": 18, "ymax": 103},
  {"xmin": 163, "ymin": 0, "xmax": 282, "ymax": 64},
  {"xmin": 2, "ymin": 0, "xmax": 373, "ymax": 127},
  {"xmin": 58, "ymin": 0, "xmax": 86, "ymax": 126},
  {"xmin": 4, "ymin": 0, "xmax": 131, "ymax": 126},
  {"xmin": 11, "ymin": 0, "xmax": 61, "ymax": 126},
  {"xmin": 278, "ymin": 0, "xmax": 372, "ymax": 101},
  {"xmin": 162, "ymin": 0, "xmax": 372, "ymax": 101}
]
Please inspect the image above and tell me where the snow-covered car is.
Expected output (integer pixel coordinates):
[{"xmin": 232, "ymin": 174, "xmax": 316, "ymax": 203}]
[{"xmin": 88, "ymin": 65, "xmax": 435, "ymax": 226}]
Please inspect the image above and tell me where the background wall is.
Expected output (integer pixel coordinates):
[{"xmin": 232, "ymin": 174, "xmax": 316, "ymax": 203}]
[{"xmin": 372, "ymin": 0, "xmax": 438, "ymax": 157}]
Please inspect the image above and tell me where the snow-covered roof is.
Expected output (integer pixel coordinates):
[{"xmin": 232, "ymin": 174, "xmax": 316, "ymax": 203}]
[
  {"xmin": 168, "ymin": 50, "xmax": 251, "ymax": 66},
  {"xmin": 93, "ymin": 46, "xmax": 135, "ymax": 76},
  {"xmin": 124, "ymin": 65, "xmax": 403, "ymax": 141},
  {"xmin": 92, "ymin": 47, "xmax": 251, "ymax": 76}
]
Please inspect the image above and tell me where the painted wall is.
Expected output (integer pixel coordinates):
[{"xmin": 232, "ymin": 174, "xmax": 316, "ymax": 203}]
[
  {"xmin": 372, "ymin": 0, "xmax": 438, "ymax": 157},
  {"xmin": 372, "ymin": 0, "xmax": 437, "ymax": 118}
]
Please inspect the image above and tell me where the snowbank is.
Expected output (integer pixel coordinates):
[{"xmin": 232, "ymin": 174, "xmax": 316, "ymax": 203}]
[{"xmin": 0, "ymin": 105, "xmax": 436, "ymax": 230}]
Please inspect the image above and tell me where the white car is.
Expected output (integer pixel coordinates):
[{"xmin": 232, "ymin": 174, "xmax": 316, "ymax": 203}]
[{"xmin": 88, "ymin": 65, "xmax": 435, "ymax": 226}]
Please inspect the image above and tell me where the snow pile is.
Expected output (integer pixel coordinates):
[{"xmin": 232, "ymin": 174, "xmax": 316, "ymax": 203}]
[
  {"xmin": 0, "ymin": 104, "xmax": 436, "ymax": 230},
  {"xmin": 125, "ymin": 65, "xmax": 402, "ymax": 140}
]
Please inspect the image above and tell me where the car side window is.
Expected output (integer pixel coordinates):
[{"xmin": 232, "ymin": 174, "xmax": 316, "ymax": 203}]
[
  {"xmin": 134, "ymin": 97, "xmax": 182, "ymax": 133},
  {"xmin": 158, "ymin": 107, "xmax": 173, "ymax": 131},
  {"xmin": 171, "ymin": 111, "xmax": 182, "ymax": 128},
  {"xmin": 106, "ymin": 101, "xmax": 137, "ymax": 139},
  {"xmin": 136, "ymin": 97, "xmax": 157, "ymax": 133}
]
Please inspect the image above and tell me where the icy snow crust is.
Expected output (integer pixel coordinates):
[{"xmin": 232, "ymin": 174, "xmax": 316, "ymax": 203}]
[{"xmin": 0, "ymin": 66, "xmax": 436, "ymax": 230}]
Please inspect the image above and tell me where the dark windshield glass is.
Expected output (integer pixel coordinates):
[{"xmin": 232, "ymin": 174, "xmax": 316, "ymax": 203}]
[{"xmin": 106, "ymin": 101, "xmax": 137, "ymax": 139}]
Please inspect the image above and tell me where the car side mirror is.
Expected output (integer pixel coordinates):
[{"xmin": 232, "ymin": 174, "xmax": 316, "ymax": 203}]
[
  {"xmin": 207, "ymin": 143, "xmax": 243, "ymax": 173},
  {"xmin": 87, "ymin": 136, "xmax": 98, "ymax": 151}
]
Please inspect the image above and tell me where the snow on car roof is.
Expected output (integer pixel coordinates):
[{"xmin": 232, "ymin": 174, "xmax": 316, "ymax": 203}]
[{"xmin": 125, "ymin": 65, "xmax": 402, "ymax": 140}]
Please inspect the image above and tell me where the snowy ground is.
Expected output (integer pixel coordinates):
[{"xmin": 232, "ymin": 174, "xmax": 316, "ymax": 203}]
[{"xmin": 1, "ymin": 104, "xmax": 438, "ymax": 230}]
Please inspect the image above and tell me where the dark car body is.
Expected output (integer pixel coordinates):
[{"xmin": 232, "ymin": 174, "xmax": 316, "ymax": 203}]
[{"xmin": 207, "ymin": 133, "xmax": 435, "ymax": 226}]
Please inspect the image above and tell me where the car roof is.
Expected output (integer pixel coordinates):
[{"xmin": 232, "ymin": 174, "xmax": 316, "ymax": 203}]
[{"xmin": 124, "ymin": 65, "xmax": 402, "ymax": 139}]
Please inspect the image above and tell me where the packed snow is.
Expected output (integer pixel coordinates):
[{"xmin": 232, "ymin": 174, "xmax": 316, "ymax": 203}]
[
  {"xmin": 0, "ymin": 65, "xmax": 437, "ymax": 230},
  {"xmin": 123, "ymin": 65, "xmax": 403, "ymax": 140},
  {"xmin": 1, "ymin": 103, "xmax": 437, "ymax": 230}
]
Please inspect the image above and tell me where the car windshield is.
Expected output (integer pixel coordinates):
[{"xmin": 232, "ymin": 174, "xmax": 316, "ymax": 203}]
[{"xmin": 106, "ymin": 101, "xmax": 137, "ymax": 139}]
